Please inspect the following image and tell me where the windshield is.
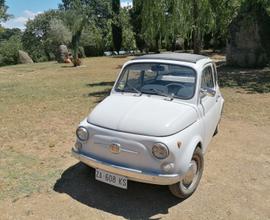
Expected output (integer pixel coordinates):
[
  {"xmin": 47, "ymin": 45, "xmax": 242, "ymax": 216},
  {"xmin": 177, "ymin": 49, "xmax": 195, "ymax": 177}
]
[{"xmin": 115, "ymin": 63, "xmax": 197, "ymax": 100}]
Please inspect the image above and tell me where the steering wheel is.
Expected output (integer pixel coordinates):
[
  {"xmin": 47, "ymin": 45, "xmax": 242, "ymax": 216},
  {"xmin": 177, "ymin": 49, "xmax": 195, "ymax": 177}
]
[{"xmin": 165, "ymin": 83, "xmax": 183, "ymax": 89}]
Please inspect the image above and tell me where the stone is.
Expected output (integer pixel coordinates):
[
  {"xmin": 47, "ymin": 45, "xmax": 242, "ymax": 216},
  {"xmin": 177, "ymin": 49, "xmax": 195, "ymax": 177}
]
[
  {"xmin": 57, "ymin": 45, "xmax": 69, "ymax": 63},
  {"xmin": 226, "ymin": 4, "xmax": 270, "ymax": 68},
  {"xmin": 18, "ymin": 50, "xmax": 33, "ymax": 64}
]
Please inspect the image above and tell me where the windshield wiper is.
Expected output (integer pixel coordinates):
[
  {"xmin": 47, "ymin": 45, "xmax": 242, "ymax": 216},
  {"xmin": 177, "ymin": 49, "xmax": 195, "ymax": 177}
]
[
  {"xmin": 126, "ymin": 83, "xmax": 142, "ymax": 96},
  {"xmin": 149, "ymin": 88, "xmax": 174, "ymax": 101}
]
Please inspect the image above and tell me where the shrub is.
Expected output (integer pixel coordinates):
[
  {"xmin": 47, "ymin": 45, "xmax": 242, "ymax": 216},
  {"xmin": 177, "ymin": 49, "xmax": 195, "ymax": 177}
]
[{"xmin": 0, "ymin": 35, "xmax": 22, "ymax": 66}]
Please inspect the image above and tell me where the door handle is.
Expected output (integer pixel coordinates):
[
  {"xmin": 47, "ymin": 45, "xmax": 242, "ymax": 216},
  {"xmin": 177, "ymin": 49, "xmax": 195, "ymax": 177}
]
[{"xmin": 216, "ymin": 95, "xmax": 221, "ymax": 102}]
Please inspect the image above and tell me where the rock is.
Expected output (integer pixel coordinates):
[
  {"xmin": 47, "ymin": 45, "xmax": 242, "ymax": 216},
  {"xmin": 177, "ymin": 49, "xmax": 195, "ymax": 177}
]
[
  {"xmin": 226, "ymin": 3, "xmax": 270, "ymax": 68},
  {"xmin": 18, "ymin": 50, "xmax": 33, "ymax": 64},
  {"xmin": 57, "ymin": 45, "xmax": 69, "ymax": 63}
]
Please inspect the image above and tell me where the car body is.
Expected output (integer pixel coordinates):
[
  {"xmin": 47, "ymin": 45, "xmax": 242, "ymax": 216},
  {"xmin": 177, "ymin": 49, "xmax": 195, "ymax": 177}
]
[{"xmin": 72, "ymin": 53, "xmax": 224, "ymax": 198}]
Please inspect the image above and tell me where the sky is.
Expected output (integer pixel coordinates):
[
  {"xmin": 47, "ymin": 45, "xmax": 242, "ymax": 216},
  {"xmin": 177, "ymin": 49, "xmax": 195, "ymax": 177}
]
[{"xmin": 2, "ymin": 0, "xmax": 132, "ymax": 29}]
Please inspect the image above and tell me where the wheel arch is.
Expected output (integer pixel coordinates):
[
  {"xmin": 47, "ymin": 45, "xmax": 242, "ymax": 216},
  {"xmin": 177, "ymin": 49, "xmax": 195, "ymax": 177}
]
[{"xmin": 177, "ymin": 136, "xmax": 204, "ymax": 174}]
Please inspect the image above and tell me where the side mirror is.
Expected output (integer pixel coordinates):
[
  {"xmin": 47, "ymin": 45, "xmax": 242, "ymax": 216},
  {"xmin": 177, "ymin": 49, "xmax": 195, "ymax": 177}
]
[{"xmin": 200, "ymin": 88, "xmax": 216, "ymax": 98}]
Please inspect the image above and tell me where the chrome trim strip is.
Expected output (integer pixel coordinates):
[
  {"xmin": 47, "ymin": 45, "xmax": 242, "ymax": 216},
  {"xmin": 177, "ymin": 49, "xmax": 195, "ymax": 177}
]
[
  {"xmin": 72, "ymin": 148, "xmax": 181, "ymax": 185},
  {"xmin": 120, "ymin": 148, "xmax": 139, "ymax": 155}
]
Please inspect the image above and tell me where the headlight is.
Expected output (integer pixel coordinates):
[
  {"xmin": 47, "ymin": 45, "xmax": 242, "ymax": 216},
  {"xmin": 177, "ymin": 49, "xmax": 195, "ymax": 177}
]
[
  {"xmin": 76, "ymin": 127, "xmax": 89, "ymax": 141},
  {"xmin": 152, "ymin": 143, "xmax": 169, "ymax": 159}
]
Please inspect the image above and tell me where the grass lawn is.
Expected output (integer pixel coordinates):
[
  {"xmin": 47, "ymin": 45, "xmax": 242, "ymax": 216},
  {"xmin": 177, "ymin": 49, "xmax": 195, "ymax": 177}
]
[
  {"xmin": 0, "ymin": 55, "xmax": 269, "ymax": 219},
  {"xmin": 0, "ymin": 57, "xmax": 130, "ymax": 200}
]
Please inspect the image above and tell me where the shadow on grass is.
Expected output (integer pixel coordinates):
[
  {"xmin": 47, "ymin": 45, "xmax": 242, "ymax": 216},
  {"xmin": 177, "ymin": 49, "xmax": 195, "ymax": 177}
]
[
  {"xmin": 218, "ymin": 65, "xmax": 270, "ymax": 93},
  {"xmin": 86, "ymin": 81, "xmax": 114, "ymax": 103},
  {"xmin": 86, "ymin": 81, "xmax": 115, "ymax": 87},
  {"xmin": 87, "ymin": 89, "xmax": 112, "ymax": 103},
  {"xmin": 54, "ymin": 163, "xmax": 182, "ymax": 220}
]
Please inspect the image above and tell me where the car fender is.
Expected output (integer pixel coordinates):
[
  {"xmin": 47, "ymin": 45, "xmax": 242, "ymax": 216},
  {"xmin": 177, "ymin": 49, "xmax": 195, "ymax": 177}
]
[{"xmin": 176, "ymin": 135, "xmax": 203, "ymax": 175}]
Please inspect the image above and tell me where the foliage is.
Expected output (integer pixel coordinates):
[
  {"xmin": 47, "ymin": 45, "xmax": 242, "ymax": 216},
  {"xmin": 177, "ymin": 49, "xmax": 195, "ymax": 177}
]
[
  {"xmin": 0, "ymin": 35, "xmax": 22, "ymax": 66},
  {"xmin": 130, "ymin": 0, "xmax": 146, "ymax": 52},
  {"xmin": 140, "ymin": 0, "xmax": 166, "ymax": 52},
  {"xmin": 47, "ymin": 19, "xmax": 72, "ymax": 46},
  {"xmin": 187, "ymin": 0, "xmax": 216, "ymax": 53},
  {"xmin": 209, "ymin": 0, "xmax": 241, "ymax": 49},
  {"xmin": 81, "ymin": 22, "xmax": 104, "ymax": 56},
  {"xmin": 44, "ymin": 19, "xmax": 72, "ymax": 60},
  {"xmin": 62, "ymin": 0, "xmax": 89, "ymax": 66},
  {"xmin": 121, "ymin": 7, "xmax": 136, "ymax": 52},
  {"xmin": 0, "ymin": 28, "xmax": 22, "ymax": 42},
  {"xmin": 22, "ymin": 10, "xmax": 61, "ymax": 62},
  {"xmin": 61, "ymin": 0, "xmax": 111, "ymax": 65},
  {"xmin": 0, "ymin": 0, "xmax": 11, "ymax": 22}
]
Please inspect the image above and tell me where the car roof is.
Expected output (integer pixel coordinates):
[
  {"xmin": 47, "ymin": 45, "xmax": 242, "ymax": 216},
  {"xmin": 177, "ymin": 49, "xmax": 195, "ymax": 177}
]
[{"xmin": 133, "ymin": 53, "xmax": 208, "ymax": 64}]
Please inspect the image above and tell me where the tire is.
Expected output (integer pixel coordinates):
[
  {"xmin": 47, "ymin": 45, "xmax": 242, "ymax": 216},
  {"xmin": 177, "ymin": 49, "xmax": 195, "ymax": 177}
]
[{"xmin": 169, "ymin": 147, "xmax": 204, "ymax": 199}]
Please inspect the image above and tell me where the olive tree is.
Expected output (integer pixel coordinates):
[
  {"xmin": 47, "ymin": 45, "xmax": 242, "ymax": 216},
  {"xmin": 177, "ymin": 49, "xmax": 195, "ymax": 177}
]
[{"xmin": 60, "ymin": 0, "xmax": 111, "ymax": 66}]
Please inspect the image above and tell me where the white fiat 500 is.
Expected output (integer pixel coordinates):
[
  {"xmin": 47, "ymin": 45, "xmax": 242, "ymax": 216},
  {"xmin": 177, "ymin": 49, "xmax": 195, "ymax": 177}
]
[{"xmin": 72, "ymin": 53, "xmax": 224, "ymax": 198}]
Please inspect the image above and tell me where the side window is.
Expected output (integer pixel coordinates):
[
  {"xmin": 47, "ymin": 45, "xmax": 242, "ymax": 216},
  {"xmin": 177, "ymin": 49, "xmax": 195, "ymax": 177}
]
[{"xmin": 201, "ymin": 66, "xmax": 214, "ymax": 89}]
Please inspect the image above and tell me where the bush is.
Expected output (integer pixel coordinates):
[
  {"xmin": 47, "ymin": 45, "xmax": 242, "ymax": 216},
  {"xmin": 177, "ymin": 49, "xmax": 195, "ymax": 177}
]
[{"xmin": 0, "ymin": 35, "xmax": 22, "ymax": 66}]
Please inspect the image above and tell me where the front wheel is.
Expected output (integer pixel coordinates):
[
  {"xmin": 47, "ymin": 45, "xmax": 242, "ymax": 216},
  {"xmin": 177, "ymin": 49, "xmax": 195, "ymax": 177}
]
[{"xmin": 169, "ymin": 147, "xmax": 204, "ymax": 199}]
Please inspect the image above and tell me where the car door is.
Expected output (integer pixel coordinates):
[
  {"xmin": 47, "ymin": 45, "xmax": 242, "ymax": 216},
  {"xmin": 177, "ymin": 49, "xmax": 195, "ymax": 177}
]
[{"xmin": 200, "ymin": 63, "xmax": 220, "ymax": 146}]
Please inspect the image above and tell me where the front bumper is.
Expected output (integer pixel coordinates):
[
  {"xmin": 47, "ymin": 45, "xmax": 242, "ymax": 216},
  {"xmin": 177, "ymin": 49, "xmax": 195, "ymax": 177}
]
[{"xmin": 72, "ymin": 148, "xmax": 182, "ymax": 185}]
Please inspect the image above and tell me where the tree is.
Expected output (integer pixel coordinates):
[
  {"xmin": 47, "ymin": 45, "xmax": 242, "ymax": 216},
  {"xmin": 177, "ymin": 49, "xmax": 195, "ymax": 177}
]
[
  {"xmin": 208, "ymin": 0, "xmax": 241, "ymax": 50},
  {"xmin": 130, "ymin": 0, "xmax": 146, "ymax": 52},
  {"xmin": 164, "ymin": 0, "xmax": 191, "ymax": 51},
  {"xmin": 177, "ymin": 0, "xmax": 215, "ymax": 54},
  {"xmin": 45, "ymin": 18, "xmax": 72, "ymax": 58},
  {"xmin": 80, "ymin": 21, "xmax": 105, "ymax": 56},
  {"xmin": 22, "ymin": 10, "xmax": 61, "ymax": 62},
  {"xmin": 63, "ymin": 0, "xmax": 89, "ymax": 66},
  {"xmin": 121, "ymin": 7, "xmax": 136, "ymax": 53},
  {"xmin": 140, "ymin": 0, "xmax": 166, "ymax": 52},
  {"xmin": 60, "ymin": 0, "xmax": 111, "ymax": 66},
  {"xmin": 0, "ymin": 0, "xmax": 10, "ymax": 22},
  {"xmin": 0, "ymin": 28, "xmax": 22, "ymax": 42},
  {"xmin": 47, "ymin": 19, "xmax": 71, "ymax": 46},
  {"xmin": 0, "ymin": 35, "xmax": 22, "ymax": 66},
  {"xmin": 112, "ymin": 0, "xmax": 122, "ymax": 54}
]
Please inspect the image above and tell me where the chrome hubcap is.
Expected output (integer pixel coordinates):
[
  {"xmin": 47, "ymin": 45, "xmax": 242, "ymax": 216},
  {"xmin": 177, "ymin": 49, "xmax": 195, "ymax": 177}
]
[{"xmin": 182, "ymin": 160, "xmax": 198, "ymax": 187}]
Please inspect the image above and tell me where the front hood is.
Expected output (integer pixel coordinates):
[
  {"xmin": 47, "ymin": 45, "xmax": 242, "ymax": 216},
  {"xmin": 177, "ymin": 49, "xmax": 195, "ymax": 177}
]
[{"xmin": 87, "ymin": 94, "xmax": 197, "ymax": 137}]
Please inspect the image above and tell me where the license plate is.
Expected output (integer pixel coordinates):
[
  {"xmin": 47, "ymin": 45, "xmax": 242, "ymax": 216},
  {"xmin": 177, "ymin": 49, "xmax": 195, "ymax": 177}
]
[{"xmin": 95, "ymin": 169, "xmax": 128, "ymax": 189}]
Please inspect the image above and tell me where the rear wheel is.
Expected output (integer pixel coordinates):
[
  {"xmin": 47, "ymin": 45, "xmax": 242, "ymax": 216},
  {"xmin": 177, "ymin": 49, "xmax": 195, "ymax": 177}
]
[{"xmin": 169, "ymin": 147, "xmax": 204, "ymax": 199}]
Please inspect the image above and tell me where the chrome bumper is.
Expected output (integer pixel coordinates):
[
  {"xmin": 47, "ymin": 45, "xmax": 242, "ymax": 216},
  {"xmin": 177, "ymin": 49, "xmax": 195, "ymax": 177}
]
[{"xmin": 72, "ymin": 148, "xmax": 181, "ymax": 185}]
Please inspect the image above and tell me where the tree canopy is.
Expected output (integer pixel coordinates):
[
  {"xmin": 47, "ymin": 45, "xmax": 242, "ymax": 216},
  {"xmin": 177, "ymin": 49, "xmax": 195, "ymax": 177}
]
[{"xmin": 0, "ymin": 0, "xmax": 269, "ymax": 67}]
